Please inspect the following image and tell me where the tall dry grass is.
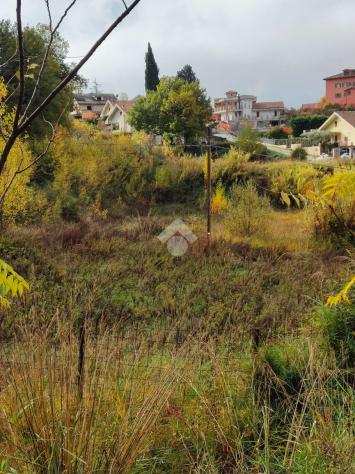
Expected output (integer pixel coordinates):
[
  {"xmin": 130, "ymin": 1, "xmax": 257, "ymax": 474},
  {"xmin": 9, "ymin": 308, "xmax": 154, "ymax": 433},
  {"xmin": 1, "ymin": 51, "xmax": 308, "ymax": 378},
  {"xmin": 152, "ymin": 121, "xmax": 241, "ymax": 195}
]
[{"xmin": 0, "ymin": 319, "xmax": 188, "ymax": 473}]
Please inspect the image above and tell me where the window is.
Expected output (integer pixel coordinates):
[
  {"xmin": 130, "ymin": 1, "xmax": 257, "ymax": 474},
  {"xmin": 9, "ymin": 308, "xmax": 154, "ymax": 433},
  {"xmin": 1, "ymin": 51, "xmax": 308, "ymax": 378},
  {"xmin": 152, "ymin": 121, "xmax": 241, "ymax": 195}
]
[
  {"xmin": 334, "ymin": 121, "xmax": 338, "ymax": 127},
  {"xmin": 335, "ymin": 93, "xmax": 342, "ymax": 98},
  {"xmin": 274, "ymin": 110, "xmax": 278, "ymax": 116},
  {"xmin": 87, "ymin": 105, "xmax": 92, "ymax": 110},
  {"xmin": 257, "ymin": 112, "xmax": 260, "ymax": 118}
]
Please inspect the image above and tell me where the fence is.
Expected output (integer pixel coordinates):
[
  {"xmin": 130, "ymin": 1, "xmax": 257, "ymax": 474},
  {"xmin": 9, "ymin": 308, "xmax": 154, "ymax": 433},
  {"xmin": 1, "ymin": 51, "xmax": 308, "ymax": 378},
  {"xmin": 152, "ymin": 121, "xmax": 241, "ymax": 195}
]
[{"xmin": 261, "ymin": 137, "xmax": 322, "ymax": 147}]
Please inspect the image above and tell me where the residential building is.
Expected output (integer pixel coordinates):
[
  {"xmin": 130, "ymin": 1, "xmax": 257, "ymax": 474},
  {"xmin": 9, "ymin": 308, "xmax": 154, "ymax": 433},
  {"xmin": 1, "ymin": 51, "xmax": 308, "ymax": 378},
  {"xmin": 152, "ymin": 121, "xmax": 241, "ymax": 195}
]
[
  {"xmin": 213, "ymin": 90, "xmax": 285, "ymax": 131},
  {"xmin": 324, "ymin": 69, "xmax": 355, "ymax": 107},
  {"xmin": 72, "ymin": 93, "xmax": 117, "ymax": 120},
  {"xmin": 253, "ymin": 101, "xmax": 285, "ymax": 130},
  {"xmin": 100, "ymin": 99, "xmax": 136, "ymax": 133},
  {"xmin": 318, "ymin": 111, "xmax": 355, "ymax": 157}
]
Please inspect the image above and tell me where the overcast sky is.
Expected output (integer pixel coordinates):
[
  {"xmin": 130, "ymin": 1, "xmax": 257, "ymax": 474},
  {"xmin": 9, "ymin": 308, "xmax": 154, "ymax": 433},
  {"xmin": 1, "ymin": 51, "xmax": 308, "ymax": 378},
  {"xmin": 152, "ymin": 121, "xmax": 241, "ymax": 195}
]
[{"xmin": 1, "ymin": 0, "xmax": 355, "ymax": 107}]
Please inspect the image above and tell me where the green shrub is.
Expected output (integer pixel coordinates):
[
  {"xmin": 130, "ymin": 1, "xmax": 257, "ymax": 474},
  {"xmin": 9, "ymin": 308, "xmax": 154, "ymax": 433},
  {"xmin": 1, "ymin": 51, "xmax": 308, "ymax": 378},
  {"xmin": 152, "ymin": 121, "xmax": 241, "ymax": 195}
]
[
  {"xmin": 290, "ymin": 115, "xmax": 328, "ymax": 137},
  {"xmin": 312, "ymin": 170, "xmax": 355, "ymax": 248},
  {"xmin": 314, "ymin": 204, "xmax": 355, "ymax": 248},
  {"xmin": 51, "ymin": 129, "xmax": 157, "ymax": 214},
  {"xmin": 212, "ymin": 148, "xmax": 251, "ymax": 188},
  {"xmin": 234, "ymin": 127, "xmax": 268, "ymax": 160},
  {"xmin": 60, "ymin": 195, "xmax": 80, "ymax": 222},
  {"xmin": 255, "ymin": 338, "xmax": 309, "ymax": 409},
  {"xmin": 226, "ymin": 181, "xmax": 270, "ymax": 237},
  {"xmin": 267, "ymin": 126, "xmax": 289, "ymax": 140},
  {"xmin": 263, "ymin": 340, "xmax": 308, "ymax": 393},
  {"xmin": 270, "ymin": 162, "xmax": 318, "ymax": 207},
  {"xmin": 313, "ymin": 304, "xmax": 355, "ymax": 368},
  {"xmin": 291, "ymin": 147, "xmax": 308, "ymax": 161},
  {"xmin": 155, "ymin": 155, "xmax": 204, "ymax": 203}
]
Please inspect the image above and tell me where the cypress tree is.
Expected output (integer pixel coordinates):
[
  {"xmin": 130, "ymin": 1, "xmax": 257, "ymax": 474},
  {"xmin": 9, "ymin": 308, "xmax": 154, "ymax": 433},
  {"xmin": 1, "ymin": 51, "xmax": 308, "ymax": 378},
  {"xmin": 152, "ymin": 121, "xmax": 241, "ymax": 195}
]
[
  {"xmin": 145, "ymin": 42, "xmax": 159, "ymax": 92},
  {"xmin": 177, "ymin": 64, "xmax": 198, "ymax": 83}
]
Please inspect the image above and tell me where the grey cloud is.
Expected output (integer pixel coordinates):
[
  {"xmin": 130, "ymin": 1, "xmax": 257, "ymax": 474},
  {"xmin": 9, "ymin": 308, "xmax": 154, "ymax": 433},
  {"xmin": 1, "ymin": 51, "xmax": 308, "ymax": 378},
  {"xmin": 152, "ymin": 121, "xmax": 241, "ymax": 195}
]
[{"xmin": 1, "ymin": 0, "xmax": 355, "ymax": 106}]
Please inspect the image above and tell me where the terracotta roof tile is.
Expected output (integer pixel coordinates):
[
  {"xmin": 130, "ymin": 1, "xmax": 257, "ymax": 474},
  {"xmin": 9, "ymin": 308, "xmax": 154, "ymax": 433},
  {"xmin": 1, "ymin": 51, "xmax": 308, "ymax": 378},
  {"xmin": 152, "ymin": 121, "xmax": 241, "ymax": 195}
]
[
  {"xmin": 113, "ymin": 100, "xmax": 136, "ymax": 112},
  {"xmin": 337, "ymin": 111, "xmax": 355, "ymax": 128},
  {"xmin": 81, "ymin": 111, "xmax": 98, "ymax": 121},
  {"xmin": 253, "ymin": 101, "xmax": 284, "ymax": 110}
]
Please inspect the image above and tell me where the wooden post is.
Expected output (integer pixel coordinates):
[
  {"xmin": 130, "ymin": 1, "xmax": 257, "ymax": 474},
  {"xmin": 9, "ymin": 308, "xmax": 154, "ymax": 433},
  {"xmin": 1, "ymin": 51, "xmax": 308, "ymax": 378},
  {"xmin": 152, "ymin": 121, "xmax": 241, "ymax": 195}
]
[{"xmin": 206, "ymin": 126, "xmax": 212, "ymax": 252}]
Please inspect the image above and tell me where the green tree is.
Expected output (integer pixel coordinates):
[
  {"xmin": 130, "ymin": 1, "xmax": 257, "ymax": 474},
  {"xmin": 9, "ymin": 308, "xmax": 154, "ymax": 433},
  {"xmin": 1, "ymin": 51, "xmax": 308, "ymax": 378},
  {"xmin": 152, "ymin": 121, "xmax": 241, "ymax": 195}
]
[
  {"xmin": 289, "ymin": 115, "xmax": 328, "ymax": 137},
  {"xmin": 177, "ymin": 64, "xmax": 198, "ymax": 83},
  {"xmin": 234, "ymin": 127, "xmax": 267, "ymax": 158},
  {"xmin": 0, "ymin": 20, "xmax": 84, "ymax": 141},
  {"xmin": 129, "ymin": 77, "xmax": 211, "ymax": 144},
  {"xmin": 145, "ymin": 42, "xmax": 159, "ymax": 92}
]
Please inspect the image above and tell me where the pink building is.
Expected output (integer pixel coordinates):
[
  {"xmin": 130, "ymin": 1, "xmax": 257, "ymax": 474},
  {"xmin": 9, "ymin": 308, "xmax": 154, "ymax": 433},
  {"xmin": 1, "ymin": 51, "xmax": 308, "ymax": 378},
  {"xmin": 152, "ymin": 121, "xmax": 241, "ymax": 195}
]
[{"xmin": 324, "ymin": 69, "xmax": 355, "ymax": 107}]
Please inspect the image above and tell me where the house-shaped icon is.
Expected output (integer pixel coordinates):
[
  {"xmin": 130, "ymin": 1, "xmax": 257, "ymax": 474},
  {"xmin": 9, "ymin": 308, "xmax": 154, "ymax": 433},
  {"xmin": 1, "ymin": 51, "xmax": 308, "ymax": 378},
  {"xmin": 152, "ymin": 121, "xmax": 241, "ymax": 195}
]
[{"xmin": 158, "ymin": 219, "xmax": 197, "ymax": 245}]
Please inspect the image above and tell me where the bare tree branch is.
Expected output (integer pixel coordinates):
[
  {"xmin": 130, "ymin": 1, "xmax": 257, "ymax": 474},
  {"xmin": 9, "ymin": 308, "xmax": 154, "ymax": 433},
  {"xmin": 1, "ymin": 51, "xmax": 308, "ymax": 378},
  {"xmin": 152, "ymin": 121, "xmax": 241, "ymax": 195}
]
[
  {"xmin": 0, "ymin": 46, "xmax": 18, "ymax": 69},
  {"xmin": 0, "ymin": 0, "xmax": 142, "ymax": 176},
  {"xmin": 16, "ymin": 118, "xmax": 55, "ymax": 174},
  {"xmin": 13, "ymin": 0, "xmax": 25, "ymax": 131},
  {"xmin": 44, "ymin": 0, "xmax": 53, "ymax": 32},
  {"xmin": 21, "ymin": 0, "xmax": 79, "ymax": 121},
  {"xmin": 52, "ymin": 0, "xmax": 78, "ymax": 36},
  {"xmin": 17, "ymin": 0, "xmax": 142, "ymax": 135},
  {"xmin": 0, "ymin": 104, "xmax": 68, "ymax": 209},
  {"xmin": 5, "ymin": 72, "xmax": 19, "ymax": 90},
  {"xmin": 3, "ymin": 84, "xmax": 19, "ymax": 106}
]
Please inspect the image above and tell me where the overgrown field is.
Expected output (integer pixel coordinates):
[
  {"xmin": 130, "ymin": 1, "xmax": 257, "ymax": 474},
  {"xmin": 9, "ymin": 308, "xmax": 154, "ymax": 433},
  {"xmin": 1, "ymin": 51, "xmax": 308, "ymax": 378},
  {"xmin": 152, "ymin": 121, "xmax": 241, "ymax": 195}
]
[
  {"xmin": 1, "ymin": 206, "xmax": 354, "ymax": 473},
  {"xmin": 0, "ymin": 127, "xmax": 354, "ymax": 472}
]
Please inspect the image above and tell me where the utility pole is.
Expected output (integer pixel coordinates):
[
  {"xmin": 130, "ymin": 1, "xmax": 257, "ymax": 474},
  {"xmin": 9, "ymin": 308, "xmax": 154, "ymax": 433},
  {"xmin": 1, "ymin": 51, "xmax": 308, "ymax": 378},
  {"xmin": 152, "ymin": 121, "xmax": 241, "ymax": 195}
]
[{"xmin": 92, "ymin": 78, "xmax": 102, "ymax": 95}]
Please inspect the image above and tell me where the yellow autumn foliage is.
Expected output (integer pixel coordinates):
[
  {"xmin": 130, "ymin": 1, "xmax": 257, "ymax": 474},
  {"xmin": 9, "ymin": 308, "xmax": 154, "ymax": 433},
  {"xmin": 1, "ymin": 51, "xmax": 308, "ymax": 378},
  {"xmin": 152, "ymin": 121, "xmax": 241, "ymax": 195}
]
[
  {"xmin": 309, "ymin": 168, "xmax": 355, "ymax": 245},
  {"xmin": 211, "ymin": 182, "xmax": 228, "ymax": 214},
  {"xmin": 326, "ymin": 276, "xmax": 355, "ymax": 307},
  {"xmin": 0, "ymin": 258, "xmax": 29, "ymax": 309},
  {"xmin": 0, "ymin": 78, "xmax": 45, "ymax": 222},
  {"xmin": 321, "ymin": 169, "xmax": 355, "ymax": 203}
]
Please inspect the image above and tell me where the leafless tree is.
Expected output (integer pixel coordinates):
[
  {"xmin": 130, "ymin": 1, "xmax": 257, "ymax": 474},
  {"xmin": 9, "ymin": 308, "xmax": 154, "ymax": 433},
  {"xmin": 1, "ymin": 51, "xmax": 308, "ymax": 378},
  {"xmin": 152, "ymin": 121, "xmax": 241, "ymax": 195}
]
[{"xmin": 0, "ymin": 0, "xmax": 143, "ymax": 179}]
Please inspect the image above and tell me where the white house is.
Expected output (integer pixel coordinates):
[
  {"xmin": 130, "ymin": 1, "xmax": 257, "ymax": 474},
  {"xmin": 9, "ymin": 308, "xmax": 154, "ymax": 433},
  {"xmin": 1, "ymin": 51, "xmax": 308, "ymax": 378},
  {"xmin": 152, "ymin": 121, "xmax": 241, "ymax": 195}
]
[
  {"xmin": 100, "ymin": 100, "xmax": 136, "ymax": 133},
  {"xmin": 213, "ymin": 90, "xmax": 285, "ymax": 131},
  {"xmin": 319, "ymin": 111, "xmax": 355, "ymax": 146}
]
